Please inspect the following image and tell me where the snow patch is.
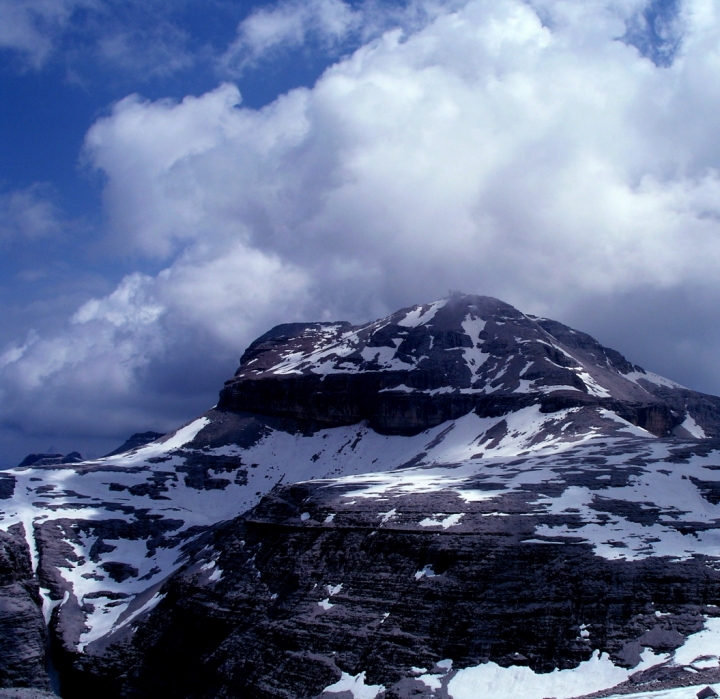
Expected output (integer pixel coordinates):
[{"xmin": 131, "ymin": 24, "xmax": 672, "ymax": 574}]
[
  {"xmin": 378, "ymin": 508, "xmax": 397, "ymax": 524},
  {"xmin": 576, "ymin": 371, "xmax": 611, "ymax": 398},
  {"xmin": 673, "ymin": 617, "xmax": 720, "ymax": 668},
  {"xmin": 461, "ymin": 315, "xmax": 489, "ymax": 374},
  {"xmin": 417, "ymin": 673, "xmax": 443, "ymax": 690},
  {"xmin": 414, "ymin": 565, "xmax": 437, "ymax": 580},
  {"xmin": 154, "ymin": 417, "xmax": 210, "ymax": 453},
  {"xmin": 624, "ymin": 370, "xmax": 685, "ymax": 390},
  {"xmin": 418, "ymin": 513, "xmax": 464, "ymax": 529},
  {"xmin": 398, "ymin": 299, "xmax": 447, "ymax": 328},
  {"xmin": 599, "ymin": 409, "xmax": 656, "ymax": 438},
  {"xmin": 322, "ymin": 671, "xmax": 385, "ymax": 699},
  {"xmin": 379, "ymin": 384, "xmax": 415, "ymax": 393},
  {"xmin": 682, "ymin": 413, "xmax": 707, "ymax": 439},
  {"xmin": 447, "ymin": 648, "xmax": 664, "ymax": 699}
]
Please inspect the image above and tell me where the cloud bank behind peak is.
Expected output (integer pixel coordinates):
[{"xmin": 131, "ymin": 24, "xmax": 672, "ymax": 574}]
[{"xmin": 4, "ymin": 0, "xmax": 720, "ymax": 463}]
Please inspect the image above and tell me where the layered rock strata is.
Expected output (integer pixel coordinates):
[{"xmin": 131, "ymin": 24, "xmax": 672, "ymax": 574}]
[{"xmin": 53, "ymin": 435, "xmax": 720, "ymax": 698}]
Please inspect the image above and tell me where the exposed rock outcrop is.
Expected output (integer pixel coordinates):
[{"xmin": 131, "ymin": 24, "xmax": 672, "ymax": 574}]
[
  {"xmin": 103, "ymin": 432, "xmax": 165, "ymax": 458},
  {"xmin": 18, "ymin": 453, "xmax": 83, "ymax": 468},
  {"xmin": 0, "ymin": 525, "xmax": 49, "ymax": 691}
]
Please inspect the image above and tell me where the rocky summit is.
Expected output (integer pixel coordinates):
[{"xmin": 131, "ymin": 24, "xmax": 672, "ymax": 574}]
[{"xmin": 4, "ymin": 293, "xmax": 720, "ymax": 699}]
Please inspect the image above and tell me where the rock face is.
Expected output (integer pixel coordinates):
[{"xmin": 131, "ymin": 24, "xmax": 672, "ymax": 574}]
[
  {"xmin": 6, "ymin": 293, "xmax": 720, "ymax": 699},
  {"xmin": 18, "ymin": 453, "xmax": 83, "ymax": 468},
  {"xmin": 0, "ymin": 526, "xmax": 48, "ymax": 691}
]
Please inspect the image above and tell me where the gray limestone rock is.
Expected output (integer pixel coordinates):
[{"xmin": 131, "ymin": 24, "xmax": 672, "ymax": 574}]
[
  {"xmin": 47, "ymin": 476, "xmax": 720, "ymax": 698},
  {"xmin": 0, "ymin": 526, "xmax": 49, "ymax": 691}
]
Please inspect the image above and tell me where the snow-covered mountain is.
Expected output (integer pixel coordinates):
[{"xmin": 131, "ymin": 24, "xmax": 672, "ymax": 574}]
[
  {"xmin": 220, "ymin": 293, "xmax": 719, "ymax": 438},
  {"xmin": 3, "ymin": 293, "xmax": 720, "ymax": 699}
]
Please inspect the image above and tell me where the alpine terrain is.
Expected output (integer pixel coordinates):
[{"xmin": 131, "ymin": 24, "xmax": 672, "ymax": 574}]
[{"xmin": 4, "ymin": 294, "xmax": 720, "ymax": 699}]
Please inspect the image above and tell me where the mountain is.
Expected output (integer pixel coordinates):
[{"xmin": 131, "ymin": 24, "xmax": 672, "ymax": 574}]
[
  {"xmin": 17, "ymin": 453, "xmax": 84, "ymax": 468},
  {"xmin": 3, "ymin": 293, "xmax": 720, "ymax": 699},
  {"xmin": 103, "ymin": 432, "xmax": 164, "ymax": 458},
  {"xmin": 219, "ymin": 294, "xmax": 718, "ymax": 438}
]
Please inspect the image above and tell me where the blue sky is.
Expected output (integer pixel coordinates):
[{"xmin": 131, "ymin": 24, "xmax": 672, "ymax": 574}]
[
  {"xmin": 0, "ymin": 0, "xmax": 367, "ymax": 346},
  {"xmin": 2, "ymin": 0, "xmax": 719, "ymax": 465}
]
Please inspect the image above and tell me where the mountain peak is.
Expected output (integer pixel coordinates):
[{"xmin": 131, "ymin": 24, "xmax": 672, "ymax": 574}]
[
  {"xmin": 219, "ymin": 293, "xmax": 711, "ymax": 438},
  {"xmin": 230, "ymin": 292, "xmax": 631, "ymax": 391}
]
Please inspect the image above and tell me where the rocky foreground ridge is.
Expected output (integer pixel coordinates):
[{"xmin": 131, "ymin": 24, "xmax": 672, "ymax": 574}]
[{"xmin": 4, "ymin": 294, "xmax": 720, "ymax": 698}]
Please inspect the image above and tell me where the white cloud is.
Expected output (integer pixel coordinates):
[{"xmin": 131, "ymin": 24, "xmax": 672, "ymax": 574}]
[
  {"xmin": 0, "ymin": 243, "xmax": 310, "ymax": 458},
  {"xmin": 0, "ymin": 0, "xmax": 202, "ymax": 77},
  {"xmin": 0, "ymin": 184, "xmax": 65, "ymax": 241},
  {"xmin": 219, "ymin": 0, "xmax": 469, "ymax": 76},
  {"xmin": 222, "ymin": 0, "xmax": 363, "ymax": 74},
  {"xmin": 86, "ymin": 0, "xmax": 720, "ymax": 303},
  {"xmin": 72, "ymin": 272, "xmax": 164, "ymax": 328},
  {"xmin": 93, "ymin": 24, "xmax": 195, "ymax": 78},
  {"xmin": 5, "ymin": 274, "xmax": 162, "ymax": 395},
  {"xmin": 0, "ymin": 0, "xmax": 94, "ymax": 67},
  {"xmin": 156, "ymin": 241, "xmax": 311, "ymax": 345},
  {"xmin": 8, "ymin": 0, "xmax": 720, "ymax": 459}
]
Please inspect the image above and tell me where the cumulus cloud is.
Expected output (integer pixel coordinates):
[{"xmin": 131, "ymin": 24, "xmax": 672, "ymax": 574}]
[
  {"xmin": 219, "ymin": 0, "xmax": 465, "ymax": 76},
  {"xmin": 0, "ymin": 247, "xmax": 310, "ymax": 461},
  {"xmin": 87, "ymin": 0, "xmax": 720, "ymax": 300},
  {"xmin": 6, "ymin": 0, "xmax": 720, "ymax": 461}
]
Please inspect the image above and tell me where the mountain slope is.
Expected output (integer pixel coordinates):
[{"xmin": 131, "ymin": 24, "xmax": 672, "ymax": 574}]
[
  {"xmin": 3, "ymin": 294, "xmax": 720, "ymax": 698},
  {"xmin": 54, "ymin": 433, "xmax": 720, "ymax": 699}
]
